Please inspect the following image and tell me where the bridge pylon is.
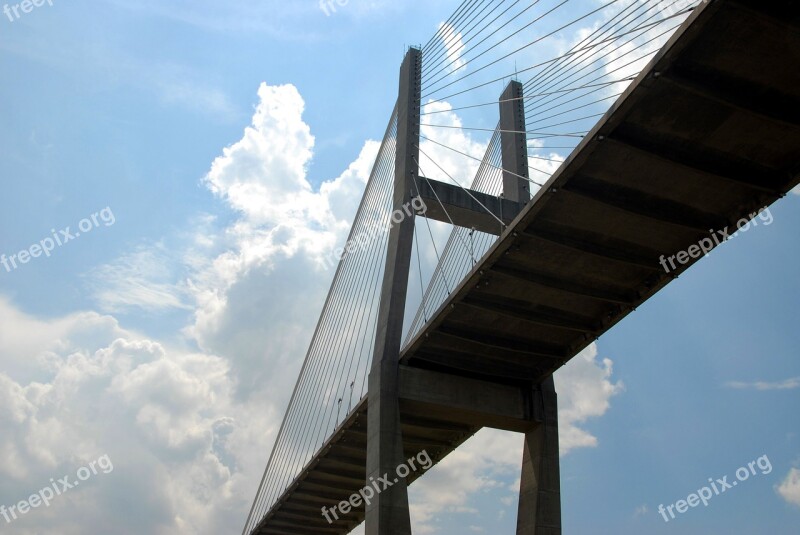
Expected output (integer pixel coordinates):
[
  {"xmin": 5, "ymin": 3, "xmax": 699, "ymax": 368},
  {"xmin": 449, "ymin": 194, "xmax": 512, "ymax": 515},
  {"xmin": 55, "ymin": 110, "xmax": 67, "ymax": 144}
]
[
  {"xmin": 500, "ymin": 79, "xmax": 562, "ymax": 535},
  {"xmin": 365, "ymin": 47, "xmax": 421, "ymax": 535},
  {"xmin": 365, "ymin": 50, "xmax": 562, "ymax": 535}
]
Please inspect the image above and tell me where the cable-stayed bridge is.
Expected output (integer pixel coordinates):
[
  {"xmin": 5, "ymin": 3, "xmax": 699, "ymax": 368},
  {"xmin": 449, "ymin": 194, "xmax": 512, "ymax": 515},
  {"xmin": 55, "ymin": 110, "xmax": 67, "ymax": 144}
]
[{"xmin": 243, "ymin": 1, "xmax": 800, "ymax": 533}]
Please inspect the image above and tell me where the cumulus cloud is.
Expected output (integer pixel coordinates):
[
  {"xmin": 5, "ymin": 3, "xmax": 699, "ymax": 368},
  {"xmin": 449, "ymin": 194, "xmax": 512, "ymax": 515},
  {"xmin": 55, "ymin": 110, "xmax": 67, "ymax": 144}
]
[
  {"xmin": 555, "ymin": 343, "xmax": 624, "ymax": 453},
  {"xmin": 187, "ymin": 82, "xmax": 383, "ymax": 397},
  {"xmin": 204, "ymin": 83, "xmax": 315, "ymax": 223},
  {"xmin": 87, "ymin": 82, "xmax": 380, "ymax": 397},
  {"xmin": 777, "ymin": 467, "xmax": 800, "ymax": 507},
  {"xmin": 0, "ymin": 295, "xmax": 127, "ymax": 384},
  {"xmin": 0, "ymin": 300, "xmax": 270, "ymax": 534}
]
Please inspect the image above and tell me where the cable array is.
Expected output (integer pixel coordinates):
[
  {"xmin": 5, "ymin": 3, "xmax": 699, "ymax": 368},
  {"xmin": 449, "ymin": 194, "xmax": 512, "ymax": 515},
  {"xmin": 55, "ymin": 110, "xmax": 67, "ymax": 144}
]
[
  {"xmin": 243, "ymin": 106, "xmax": 399, "ymax": 535},
  {"xmin": 405, "ymin": 127, "xmax": 507, "ymax": 343},
  {"xmin": 419, "ymin": 0, "xmax": 697, "ymax": 162},
  {"xmin": 407, "ymin": 0, "xmax": 698, "ymax": 343}
]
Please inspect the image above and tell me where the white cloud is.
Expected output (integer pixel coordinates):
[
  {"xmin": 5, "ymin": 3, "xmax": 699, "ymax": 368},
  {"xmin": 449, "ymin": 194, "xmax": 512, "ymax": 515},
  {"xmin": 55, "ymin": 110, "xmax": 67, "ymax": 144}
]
[
  {"xmin": 0, "ymin": 295, "xmax": 127, "ymax": 384},
  {"xmin": 0, "ymin": 300, "xmax": 275, "ymax": 534},
  {"xmin": 204, "ymin": 83, "xmax": 315, "ymax": 221},
  {"xmin": 791, "ymin": 184, "xmax": 800, "ymax": 196},
  {"xmin": 777, "ymin": 467, "xmax": 800, "ymax": 507},
  {"xmin": 420, "ymin": 99, "xmax": 485, "ymax": 188},
  {"xmin": 87, "ymin": 244, "xmax": 192, "ymax": 313},
  {"xmin": 86, "ymin": 82, "xmax": 380, "ymax": 397},
  {"xmin": 555, "ymin": 343, "xmax": 625, "ymax": 454},
  {"xmin": 725, "ymin": 377, "xmax": 800, "ymax": 391},
  {"xmin": 436, "ymin": 22, "xmax": 467, "ymax": 76},
  {"xmin": 187, "ymin": 82, "xmax": 383, "ymax": 396}
]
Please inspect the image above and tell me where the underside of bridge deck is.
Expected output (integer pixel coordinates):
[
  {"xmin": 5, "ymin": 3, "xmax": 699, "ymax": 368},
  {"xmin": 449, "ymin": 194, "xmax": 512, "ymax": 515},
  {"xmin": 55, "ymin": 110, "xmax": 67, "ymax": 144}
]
[
  {"xmin": 255, "ymin": 396, "xmax": 481, "ymax": 535},
  {"xmin": 400, "ymin": 0, "xmax": 800, "ymax": 386}
]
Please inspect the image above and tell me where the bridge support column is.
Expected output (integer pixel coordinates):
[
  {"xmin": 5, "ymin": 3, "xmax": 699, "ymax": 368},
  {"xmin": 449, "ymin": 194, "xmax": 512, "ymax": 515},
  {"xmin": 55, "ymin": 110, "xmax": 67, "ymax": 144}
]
[
  {"xmin": 366, "ymin": 47, "xmax": 421, "ymax": 535},
  {"xmin": 500, "ymin": 80, "xmax": 562, "ymax": 533},
  {"xmin": 500, "ymin": 80, "xmax": 531, "ymax": 204},
  {"xmin": 517, "ymin": 376, "xmax": 562, "ymax": 534}
]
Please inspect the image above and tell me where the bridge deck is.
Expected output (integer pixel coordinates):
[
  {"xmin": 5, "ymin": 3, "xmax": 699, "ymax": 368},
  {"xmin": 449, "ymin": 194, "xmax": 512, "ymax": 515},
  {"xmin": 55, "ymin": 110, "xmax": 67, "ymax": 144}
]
[{"xmin": 252, "ymin": 1, "xmax": 800, "ymax": 532}]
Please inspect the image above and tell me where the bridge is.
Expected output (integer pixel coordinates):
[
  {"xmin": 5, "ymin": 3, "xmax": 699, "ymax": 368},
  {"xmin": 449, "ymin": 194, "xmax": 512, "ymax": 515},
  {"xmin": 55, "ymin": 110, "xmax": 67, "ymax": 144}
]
[{"xmin": 243, "ymin": 1, "xmax": 800, "ymax": 533}]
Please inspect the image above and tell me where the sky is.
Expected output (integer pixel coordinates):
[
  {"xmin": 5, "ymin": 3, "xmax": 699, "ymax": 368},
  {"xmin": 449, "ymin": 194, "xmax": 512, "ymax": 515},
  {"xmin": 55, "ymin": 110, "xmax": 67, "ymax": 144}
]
[{"xmin": 1, "ymin": 0, "xmax": 799, "ymax": 534}]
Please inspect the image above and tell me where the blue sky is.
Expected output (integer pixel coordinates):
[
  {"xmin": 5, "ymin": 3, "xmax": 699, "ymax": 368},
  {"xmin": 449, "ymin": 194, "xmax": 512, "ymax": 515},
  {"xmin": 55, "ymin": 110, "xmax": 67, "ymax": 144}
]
[{"xmin": 1, "ymin": 1, "xmax": 798, "ymax": 534}]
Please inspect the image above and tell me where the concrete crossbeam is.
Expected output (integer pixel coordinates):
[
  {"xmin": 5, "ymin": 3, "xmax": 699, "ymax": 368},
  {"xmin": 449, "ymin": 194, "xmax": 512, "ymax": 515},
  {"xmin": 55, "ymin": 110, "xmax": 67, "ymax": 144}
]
[
  {"xmin": 414, "ymin": 176, "xmax": 522, "ymax": 235},
  {"xmin": 397, "ymin": 365, "xmax": 534, "ymax": 433}
]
